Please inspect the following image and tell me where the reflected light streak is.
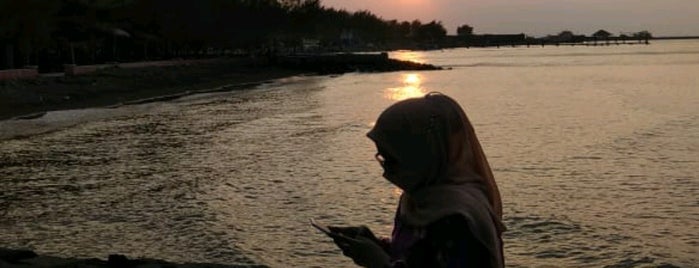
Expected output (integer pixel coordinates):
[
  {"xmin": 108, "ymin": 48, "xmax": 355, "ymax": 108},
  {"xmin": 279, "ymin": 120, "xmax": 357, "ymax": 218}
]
[
  {"xmin": 391, "ymin": 50, "xmax": 426, "ymax": 64},
  {"xmin": 385, "ymin": 73, "xmax": 427, "ymax": 101},
  {"xmin": 404, "ymin": 73, "xmax": 420, "ymax": 84}
]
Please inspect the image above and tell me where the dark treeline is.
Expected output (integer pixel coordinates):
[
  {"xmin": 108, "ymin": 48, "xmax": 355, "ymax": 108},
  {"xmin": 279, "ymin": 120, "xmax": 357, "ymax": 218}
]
[{"xmin": 0, "ymin": 0, "xmax": 447, "ymax": 72}]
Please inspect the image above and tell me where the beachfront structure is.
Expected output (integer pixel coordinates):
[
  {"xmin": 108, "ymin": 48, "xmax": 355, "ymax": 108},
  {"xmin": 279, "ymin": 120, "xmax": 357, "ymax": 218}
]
[{"xmin": 593, "ymin": 30, "xmax": 613, "ymax": 39}]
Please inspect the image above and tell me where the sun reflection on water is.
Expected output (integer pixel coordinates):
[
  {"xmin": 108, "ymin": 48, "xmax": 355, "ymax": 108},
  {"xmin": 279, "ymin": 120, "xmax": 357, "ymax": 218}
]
[
  {"xmin": 391, "ymin": 50, "xmax": 426, "ymax": 64},
  {"xmin": 385, "ymin": 73, "xmax": 427, "ymax": 101}
]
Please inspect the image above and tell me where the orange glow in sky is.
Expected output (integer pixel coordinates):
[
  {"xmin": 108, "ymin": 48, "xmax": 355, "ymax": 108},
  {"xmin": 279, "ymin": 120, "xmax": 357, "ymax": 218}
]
[
  {"xmin": 321, "ymin": 0, "xmax": 699, "ymax": 37},
  {"xmin": 396, "ymin": 0, "xmax": 428, "ymax": 4}
]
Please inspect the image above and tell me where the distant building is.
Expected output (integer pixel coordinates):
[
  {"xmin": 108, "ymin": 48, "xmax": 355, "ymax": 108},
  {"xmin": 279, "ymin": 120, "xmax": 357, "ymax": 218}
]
[
  {"xmin": 557, "ymin": 31, "xmax": 575, "ymax": 41},
  {"xmin": 592, "ymin": 30, "xmax": 612, "ymax": 39},
  {"xmin": 545, "ymin": 31, "xmax": 585, "ymax": 43},
  {"xmin": 457, "ymin": 34, "xmax": 526, "ymax": 46}
]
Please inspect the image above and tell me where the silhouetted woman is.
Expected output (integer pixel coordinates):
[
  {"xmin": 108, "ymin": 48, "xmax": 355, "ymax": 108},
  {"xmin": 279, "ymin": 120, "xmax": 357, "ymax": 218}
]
[{"xmin": 329, "ymin": 92, "xmax": 505, "ymax": 267}]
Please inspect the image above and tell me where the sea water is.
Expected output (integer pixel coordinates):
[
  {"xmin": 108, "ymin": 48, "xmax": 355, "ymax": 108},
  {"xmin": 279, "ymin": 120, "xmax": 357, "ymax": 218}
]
[{"xmin": 1, "ymin": 40, "xmax": 697, "ymax": 267}]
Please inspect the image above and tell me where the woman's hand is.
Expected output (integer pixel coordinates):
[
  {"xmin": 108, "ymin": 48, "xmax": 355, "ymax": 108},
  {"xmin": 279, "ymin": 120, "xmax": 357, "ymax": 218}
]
[
  {"xmin": 330, "ymin": 231, "xmax": 391, "ymax": 268},
  {"xmin": 328, "ymin": 226, "xmax": 379, "ymax": 243}
]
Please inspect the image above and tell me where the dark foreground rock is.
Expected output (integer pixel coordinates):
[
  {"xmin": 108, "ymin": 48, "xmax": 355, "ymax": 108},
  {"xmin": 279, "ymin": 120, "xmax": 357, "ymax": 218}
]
[{"xmin": 0, "ymin": 248, "xmax": 268, "ymax": 268}]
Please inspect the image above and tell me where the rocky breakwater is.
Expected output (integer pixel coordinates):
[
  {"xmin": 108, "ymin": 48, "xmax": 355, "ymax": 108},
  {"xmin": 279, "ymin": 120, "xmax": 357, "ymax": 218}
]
[
  {"xmin": 277, "ymin": 52, "xmax": 442, "ymax": 74},
  {"xmin": 0, "ymin": 248, "xmax": 268, "ymax": 268}
]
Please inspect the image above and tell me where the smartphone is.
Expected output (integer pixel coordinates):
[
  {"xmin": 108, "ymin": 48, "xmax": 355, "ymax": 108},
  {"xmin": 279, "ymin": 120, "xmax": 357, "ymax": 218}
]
[{"xmin": 310, "ymin": 218, "xmax": 333, "ymax": 236}]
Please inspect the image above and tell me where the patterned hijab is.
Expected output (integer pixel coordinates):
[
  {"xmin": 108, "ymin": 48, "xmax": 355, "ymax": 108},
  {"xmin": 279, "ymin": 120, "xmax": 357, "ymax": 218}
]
[{"xmin": 367, "ymin": 93, "xmax": 504, "ymax": 265}]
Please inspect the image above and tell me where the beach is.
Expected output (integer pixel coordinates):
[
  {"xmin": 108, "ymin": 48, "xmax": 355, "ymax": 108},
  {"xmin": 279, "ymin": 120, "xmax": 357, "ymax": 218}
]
[
  {"xmin": 0, "ymin": 54, "xmax": 439, "ymax": 121},
  {"xmin": 0, "ymin": 58, "xmax": 304, "ymax": 121}
]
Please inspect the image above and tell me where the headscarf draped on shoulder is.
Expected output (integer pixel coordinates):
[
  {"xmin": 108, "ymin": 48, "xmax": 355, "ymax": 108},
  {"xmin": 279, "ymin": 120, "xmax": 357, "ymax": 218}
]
[{"xmin": 367, "ymin": 92, "xmax": 505, "ymax": 266}]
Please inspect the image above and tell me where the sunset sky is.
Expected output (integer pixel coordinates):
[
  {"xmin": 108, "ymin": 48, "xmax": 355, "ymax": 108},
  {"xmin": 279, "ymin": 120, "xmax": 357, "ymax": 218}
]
[{"xmin": 321, "ymin": 0, "xmax": 699, "ymax": 37}]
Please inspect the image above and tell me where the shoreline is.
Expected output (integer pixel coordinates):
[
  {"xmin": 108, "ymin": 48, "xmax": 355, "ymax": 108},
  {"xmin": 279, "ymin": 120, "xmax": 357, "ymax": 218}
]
[
  {"xmin": 0, "ymin": 54, "xmax": 440, "ymax": 121},
  {"xmin": 0, "ymin": 58, "xmax": 305, "ymax": 121}
]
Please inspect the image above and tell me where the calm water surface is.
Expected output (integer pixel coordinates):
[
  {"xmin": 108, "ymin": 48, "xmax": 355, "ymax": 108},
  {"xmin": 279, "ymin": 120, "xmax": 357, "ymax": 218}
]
[{"xmin": 1, "ymin": 40, "xmax": 698, "ymax": 267}]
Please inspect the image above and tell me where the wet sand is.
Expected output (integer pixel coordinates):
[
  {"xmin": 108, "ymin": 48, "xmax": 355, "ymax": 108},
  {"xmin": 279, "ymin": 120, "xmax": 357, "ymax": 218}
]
[
  {"xmin": 0, "ymin": 55, "xmax": 440, "ymax": 121},
  {"xmin": 0, "ymin": 58, "xmax": 304, "ymax": 120}
]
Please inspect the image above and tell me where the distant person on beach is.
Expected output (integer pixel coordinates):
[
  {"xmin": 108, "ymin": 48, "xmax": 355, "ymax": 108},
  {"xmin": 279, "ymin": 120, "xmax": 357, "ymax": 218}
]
[{"xmin": 329, "ymin": 92, "xmax": 505, "ymax": 267}]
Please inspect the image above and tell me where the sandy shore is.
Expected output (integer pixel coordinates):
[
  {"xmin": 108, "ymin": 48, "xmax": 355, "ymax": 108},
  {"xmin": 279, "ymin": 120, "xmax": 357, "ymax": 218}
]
[
  {"xmin": 0, "ymin": 58, "xmax": 304, "ymax": 121},
  {"xmin": 0, "ymin": 55, "xmax": 440, "ymax": 121}
]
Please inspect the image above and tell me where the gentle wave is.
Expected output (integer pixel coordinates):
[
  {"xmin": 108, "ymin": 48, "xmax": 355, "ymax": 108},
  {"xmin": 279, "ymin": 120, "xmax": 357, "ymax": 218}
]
[{"xmin": 2, "ymin": 41, "xmax": 697, "ymax": 268}]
